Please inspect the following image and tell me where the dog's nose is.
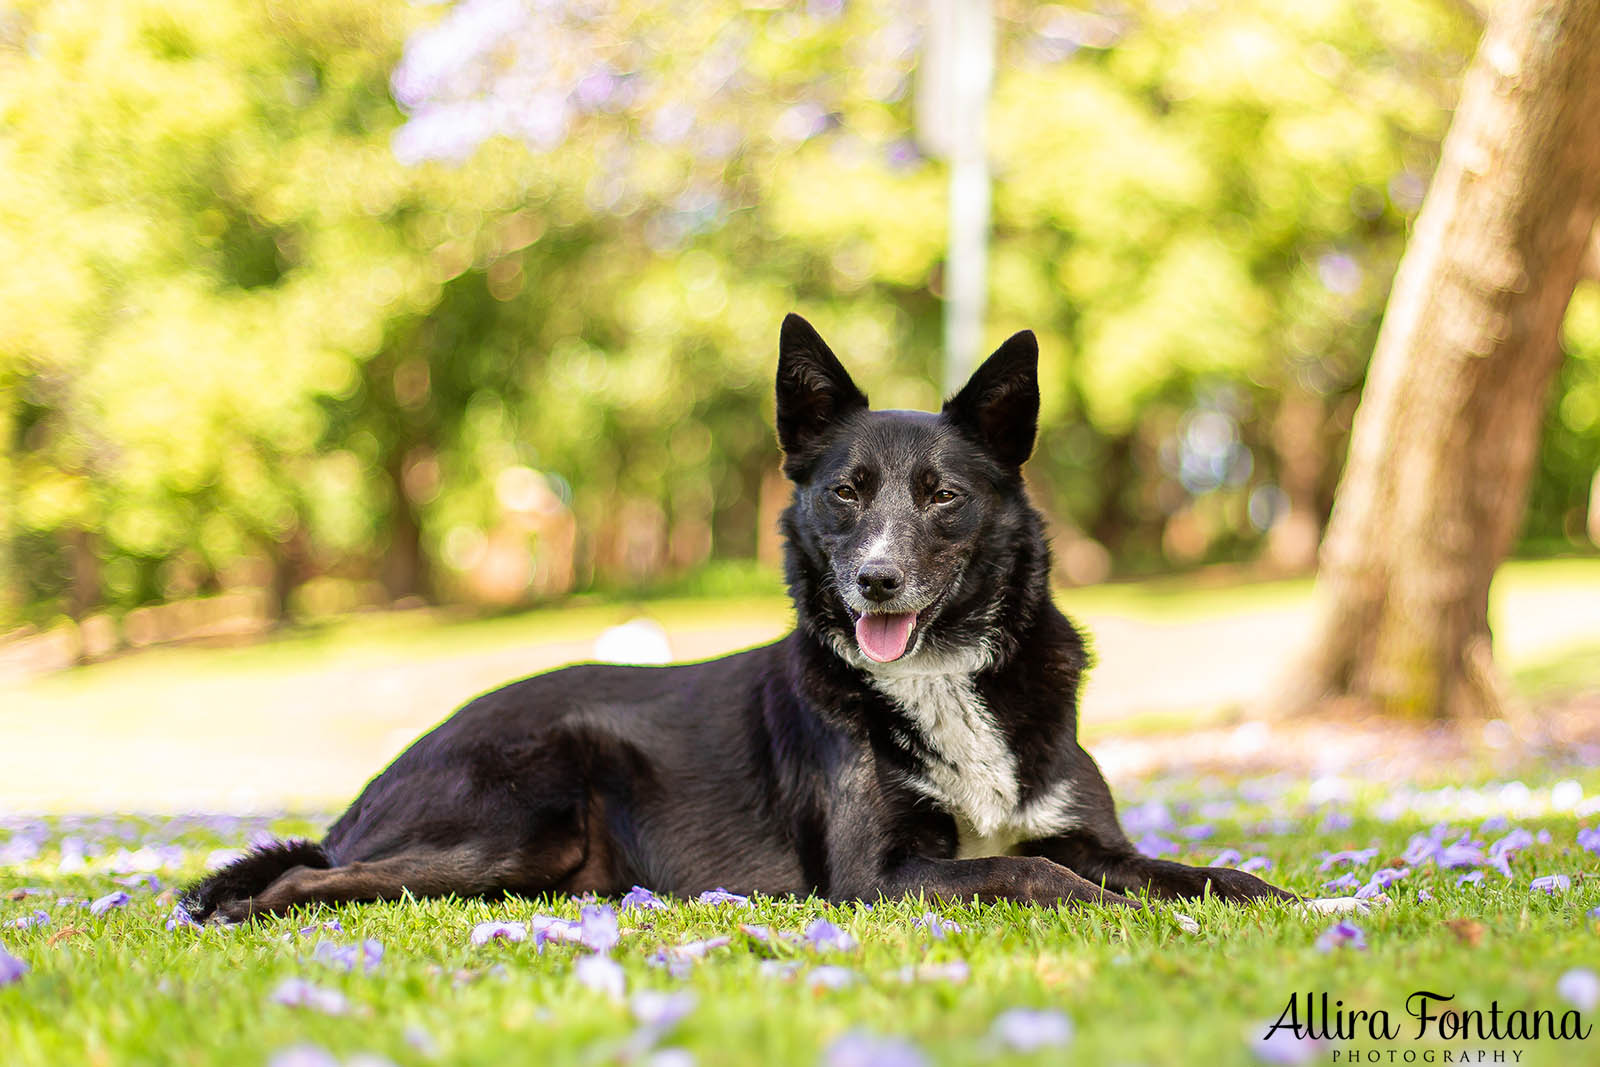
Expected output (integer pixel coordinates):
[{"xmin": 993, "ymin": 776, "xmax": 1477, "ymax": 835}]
[{"xmin": 857, "ymin": 562, "xmax": 904, "ymax": 602}]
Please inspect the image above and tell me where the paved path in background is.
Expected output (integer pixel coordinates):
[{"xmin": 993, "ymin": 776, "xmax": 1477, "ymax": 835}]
[{"xmin": 2, "ymin": 581, "xmax": 1596, "ymax": 812}]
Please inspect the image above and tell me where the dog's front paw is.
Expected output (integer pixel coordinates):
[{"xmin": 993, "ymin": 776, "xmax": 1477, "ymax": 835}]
[{"xmin": 1300, "ymin": 895, "xmax": 1380, "ymax": 916}]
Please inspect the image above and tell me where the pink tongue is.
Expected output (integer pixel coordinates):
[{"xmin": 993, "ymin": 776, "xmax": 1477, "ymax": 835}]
[{"xmin": 855, "ymin": 612, "xmax": 917, "ymax": 663}]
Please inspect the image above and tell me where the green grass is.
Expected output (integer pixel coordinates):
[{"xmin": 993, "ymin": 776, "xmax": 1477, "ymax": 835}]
[{"xmin": 5, "ymin": 771, "xmax": 1599, "ymax": 1067}]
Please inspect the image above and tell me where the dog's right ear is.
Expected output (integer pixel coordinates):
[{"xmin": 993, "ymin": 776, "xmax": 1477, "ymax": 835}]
[{"xmin": 775, "ymin": 313, "xmax": 868, "ymax": 468}]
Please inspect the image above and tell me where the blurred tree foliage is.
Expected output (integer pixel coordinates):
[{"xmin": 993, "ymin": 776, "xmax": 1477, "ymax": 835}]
[{"xmin": 0, "ymin": 0, "xmax": 1594, "ymax": 631}]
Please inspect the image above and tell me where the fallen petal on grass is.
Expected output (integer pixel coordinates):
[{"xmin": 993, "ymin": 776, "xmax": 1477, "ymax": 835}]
[
  {"xmin": 574, "ymin": 953, "xmax": 626, "ymax": 998},
  {"xmin": 620, "ymin": 886, "xmax": 667, "ymax": 911},
  {"xmin": 0, "ymin": 946, "xmax": 27, "ymax": 985},
  {"xmin": 1557, "ymin": 968, "xmax": 1599, "ymax": 1012},
  {"xmin": 1314, "ymin": 920, "xmax": 1366, "ymax": 952},
  {"xmin": 696, "ymin": 888, "xmax": 750, "ymax": 907},
  {"xmin": 631, "ymin": 990, "xmax": 696, "ymax": 1029},
  {"xmin": 1529, "ymin": 874, "xmax": 1571, "ymax": 895},
  {"xmin": 806, "ymin": 965, "xmax": 857, "ymax": 990},
  {"xmin": 991, "ymin": 1008, "xmax": 1074, "ymax": 1052},
  {"xmin": 804, "ymin": 919, "xmax": 857, "ymax": 952},
  {"xmin": 822, "ymin": 1031, "xmax": 926, "ymax": 1067},
  {"xmin": 269, "ymin": 978, "xmax": 349, "ymax": 1015},
  {"xmin": 580, "ymin": 904, "xmax": 620, "ymax": 953},
  {"xmin": 89, "ymin": 891, "xmax": 130, "ymax": 916},
  {"xmin": 470, "ymin": 921, "xmax": 526, "ymax": 946},
  {"xmin": 310, "ymin": 938, "xmax": 384, "ymax": 974}
]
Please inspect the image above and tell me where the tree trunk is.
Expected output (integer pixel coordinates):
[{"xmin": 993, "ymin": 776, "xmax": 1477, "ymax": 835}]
[{"xmin": 1280, "ymin": 0, "xmax": 1600, "ymax": 720}]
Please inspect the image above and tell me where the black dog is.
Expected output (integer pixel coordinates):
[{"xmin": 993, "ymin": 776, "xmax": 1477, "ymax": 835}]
[{"xmin": 184, "ymin": 314, "xmax": 1292, "ymax": 922}]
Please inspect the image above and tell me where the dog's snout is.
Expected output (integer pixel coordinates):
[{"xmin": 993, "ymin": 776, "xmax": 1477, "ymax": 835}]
[{"xmin": 856, "ymin": 561, "xmax": 904, "ymax": 602}]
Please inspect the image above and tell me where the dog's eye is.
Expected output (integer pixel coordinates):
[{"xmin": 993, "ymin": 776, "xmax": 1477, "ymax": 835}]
[
  {"xmin": 932, "ymin": 489, "xmax": 958, "ymax": 505},
  {"xmin": 833, "ymin": 485, "xmax": 858, "ymax": 503}
]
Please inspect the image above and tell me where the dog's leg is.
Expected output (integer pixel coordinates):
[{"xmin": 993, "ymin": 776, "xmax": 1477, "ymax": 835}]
[
  {"xmin": 842, "ymin": 853, "xmax": 1144, "ymax": 909},
  {"xmin": 1016, "ymin": 752, "xmax": 1296, "ymax": 903},
  {"xmin": 820, "ymin": 754, "xmax": 1142, "ymax": 908},
  {"xmin": 214, "ymin": 846, "xmax": 522, "ymax": 923},
  {"xmin": 1022, "ymin": 832, "xmax": 1296, "ymax": 903}
]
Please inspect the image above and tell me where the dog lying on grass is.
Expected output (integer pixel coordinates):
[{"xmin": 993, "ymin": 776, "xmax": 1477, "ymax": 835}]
[{"xmin": 185, "ymin": 314, "xmax": 1299, "ymax": 922}]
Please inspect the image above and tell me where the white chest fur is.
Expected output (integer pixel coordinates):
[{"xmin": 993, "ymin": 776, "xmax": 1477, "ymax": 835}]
[{"xmin": 863, "ymin": 654, "xmax": 1078, "ymax": 858}]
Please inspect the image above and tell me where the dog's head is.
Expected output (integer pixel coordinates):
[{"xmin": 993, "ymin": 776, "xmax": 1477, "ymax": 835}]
[{"xmin": 775, "ymin": 313, "xmax": 1044, "ymax": 671}]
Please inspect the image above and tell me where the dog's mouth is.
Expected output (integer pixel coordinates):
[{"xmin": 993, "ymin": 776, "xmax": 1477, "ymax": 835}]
[{"xmin": 854, "ymin": 610, "xmax": 919, "ymax": 663}]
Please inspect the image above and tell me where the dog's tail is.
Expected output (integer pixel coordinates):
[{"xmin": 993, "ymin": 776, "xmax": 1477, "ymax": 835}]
[{"xmin": 180, "ymin": 839, "xmax": 331, "ymax": 921}]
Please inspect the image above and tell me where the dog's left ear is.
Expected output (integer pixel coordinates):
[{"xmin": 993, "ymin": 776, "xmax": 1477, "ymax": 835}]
[
  {"xmin": 943, "ymin": 330, "xmax": 1040, "ymax": 469},
  {"xmin": 776, "ymin": 313, "xmax": 869, "ymax": 464}
]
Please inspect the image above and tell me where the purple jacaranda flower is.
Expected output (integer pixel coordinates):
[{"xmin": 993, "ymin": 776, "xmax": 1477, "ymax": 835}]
[
  {"xmin": 1322, "ymin": 873, "xmax": 1361, "ymax": 892},
  {"xmin": 1136, "ymin": 833, "xmax": 1179, "ymax": 858},
  {"xmin": 113, "ymin": 874, "xmax": 160, "ymax": 892},
  {"xmin": 1479, "ymin": 814, "xmax": 1509, "ymax": 834},
  {"xmin": 1314, "ymin": 920, "xmax": 1366, "ymax": 952},
  {"xmin": 270, "ymin": 978, "xmax": 349, "ymax": 1015},
  {"xmin": 1317, "ymin": 848, "xmax": 1378, "ymax": 872},
  {"xmin": 697, "ymin": 888, "xmax": 750, "ymax": 907},
  {"xmin": 10, "ymin": 911, "xmax": 49, "ymax": 929},
  {"xmin": 530, "ymin": 915, "xmax": 583, "ymax": 946},
  {"xmin": 631, "ymin": 990, "xmax": 696, "ymax": 1029},
  {"xmin": 1239, "ymin": 856, "xmax": 1274, "ymax": 874},
  {"xmin": 1577, "ymin": 828, "xmax": 1600, "ymax": 856},
  {"xmin": 1121, "ymin": 800, "xmax": 1174, "ymax": 834},
  {"xmin": 266, "ymin": 1044, "xmax": 340, "ymax": 1067},
  {"xmin": 1589, "ymin": 905, "xmax": 1600, "ymax": 919},
  {"xmin": 895, "ymin": 961, "xmax": 970, "ymax": 984},
  {"xmin": 648, "ymin": 936, "xmax": 731, "ymax": 975},
  {"xmin": 1320, "ymin": 811, "xmax": 1354, "ymax": 833},
  {"xmin": 1403, "ymin": 834, "xmax": 1444, "ymax": 866},
  {"xmin": 1181, "ymin": 824, "xmax": 1215, "ymax": 841},
  {"xmin": 1530, "ymin": 875, "xmax": 1571, "ymax": 895},
  {"xmin": 1489, "ymin": 828, "xmax": 1534, "ymax": 858},
  {"xmin": 298, "ymin": 919, "xmax": 343, "ymax": 937},
  {"xmin": 1417, "ymin": 889, "xmax": 1434, "ymax": 902},
  {"xmin": 1436, "ymin": 836, "xmax": 1485, "ymax": 869},
  {"xmin": 311, "ymin": 939, "xmax": 384, "ymax": 974},
  {"xmin": 166, "ymin": 904, "xmax": 198, "ymax": 932},
  {"xmin": 911, "ymin": 913, "xmax": 961, "ymax": 938},
  {"xmin": 574, "ymin": 953, "xmax": 626, "ymax": 998},
  {"xmin": 1558, "ymin": 968, "xmax": 1600, "ymax": 1012},
  {"xmin": 807, "ymin": 965, "xmax": 857, "ymax": 989},
  {"xmin": 621, "ymin": 886, "xmax": 667, "ymax": 911},
  {"xmin": 1537, "ymin": 829, "xmax": 1551, "ymax": 844},
  {"xmin": 738, "ymin": 923, "xmax": 800, "ymax": 946},
  {"xmin": 1254, "ymin": 1023, "xmax": 1322, "ymax": 1064},
  {"xmin": 823, "ymin": 1032, "xmax": 927, "ymax": 1067},
  {"xmin": 991, "ymin": 1009, "xmax": 1074, "ymax": 1052},
  {"xmin": 0, "ymin": 947, "xmax": 26, "ymax": 985},
  {"xmin": 805, "ymin": 919, "xmax": 857, "ymax": 952},
  {"xmin": 90, "ymin": 891, "xmax": 130, "ymax": 916},
  {"xmin": 1457, "ymin": 871, "xmax": 1484, "ymax": 887},
  {"xmin": 1212, "ymin": 848, "xmax": 1244, "ymax": 867},
  {"xmin": 1355, "ymin": 867, "xmax": 1409, "ymax": 900},
  {"xmin": 470, "ymin": 921, "xmax": 527, "ymax": 946},
  {"xmin": 580, "ymin": 904, "xmax": 620, "ymax": 953}
]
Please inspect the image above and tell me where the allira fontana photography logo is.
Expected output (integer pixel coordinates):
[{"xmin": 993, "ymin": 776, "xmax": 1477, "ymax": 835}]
[{"xmin": 1264, "ymin": 990, "xmax": 1591, "ymax": 1062}]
